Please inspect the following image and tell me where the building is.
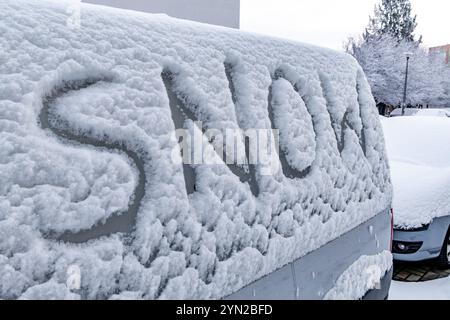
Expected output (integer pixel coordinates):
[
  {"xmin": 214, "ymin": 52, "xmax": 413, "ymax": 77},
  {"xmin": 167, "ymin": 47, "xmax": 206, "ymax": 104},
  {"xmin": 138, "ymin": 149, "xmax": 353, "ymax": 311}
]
[
  {"xmin": 429, "ymin": 44, "xmax": 450, "ymax": 64},
  {"xmin": 84, "ymin": 0, "xmax": 240, "ymax": 29}
]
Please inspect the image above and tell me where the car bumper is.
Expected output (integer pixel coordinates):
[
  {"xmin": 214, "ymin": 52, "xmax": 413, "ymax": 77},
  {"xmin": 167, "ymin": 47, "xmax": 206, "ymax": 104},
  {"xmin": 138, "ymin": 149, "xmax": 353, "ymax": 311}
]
[
  {"xmin": 393, "ymin": 215, "xmax": 450, "ymax": 262},
  {"xmin": 362, "ymin": 267, "xmax": 393, "ymax": 300}
]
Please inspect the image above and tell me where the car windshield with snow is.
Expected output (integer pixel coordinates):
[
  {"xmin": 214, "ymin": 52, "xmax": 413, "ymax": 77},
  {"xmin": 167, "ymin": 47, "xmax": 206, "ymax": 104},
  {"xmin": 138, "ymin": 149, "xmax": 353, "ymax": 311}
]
[
  {"xmin": 0, "ymin": 0, "xmax": 392, "ymax": 300},
  {"xmin": 382, "ymin": 116, "xmax": 450, "ymax": 268}
]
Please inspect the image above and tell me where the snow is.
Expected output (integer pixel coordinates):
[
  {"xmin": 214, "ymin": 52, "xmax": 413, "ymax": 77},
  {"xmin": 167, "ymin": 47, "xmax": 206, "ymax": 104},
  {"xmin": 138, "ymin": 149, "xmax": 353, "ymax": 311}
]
[
  {"xmin": 382, "ymin": 116, "xmax": 450, "ymax": 168},
  {"xmin": 390, "ymin": 108, "xmax": 450, "ymax": 118},
  {"xmin": 381, "ymin": 116, "xmax": 450, "ymax": 228},
  {"xmin": 19, "ymin": 280, "xmax": 81, "ymax": 300},
  {"xmin": 415, "ymin": 109, "xmax": 450, "ymax": 117},
  {"xmin": 270, "ymin": 78, "xmax": 316, "ymax": 172},
  {"xmin": 390, "ymin": 278, "xmax": 450, "ymax": 300},
  {"xmin": 324, "ymin": 251, "xmax": 393, "ymax": 300},
  {"xmin": 0, "ymin": 0, "xmax": 391, "ymax": 299},
  {"xmin": 351, "ymin": 35, "xmax": 450, "ymax": 108},
  {"xmin": 389, "ymin": 162, "xmax": 450, "ymax": 228},
  {"xmin": 416, "ymin": 109, "xmax": 450, "ymax": 117}
]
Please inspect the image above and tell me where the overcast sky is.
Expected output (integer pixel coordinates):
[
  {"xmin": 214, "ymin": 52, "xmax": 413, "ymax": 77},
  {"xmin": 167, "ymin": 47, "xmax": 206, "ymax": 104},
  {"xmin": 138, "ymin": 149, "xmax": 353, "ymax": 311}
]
[{"xmin": 241, "ymin": 0, "xmax": 450, "ymax": 50}]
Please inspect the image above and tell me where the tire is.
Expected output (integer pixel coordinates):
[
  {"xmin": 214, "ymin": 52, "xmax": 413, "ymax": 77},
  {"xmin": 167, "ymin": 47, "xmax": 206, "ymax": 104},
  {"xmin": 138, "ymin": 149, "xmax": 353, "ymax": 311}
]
[{"xmin": 436, "ymin": 228, "xmax": 450, "ymax": 269}]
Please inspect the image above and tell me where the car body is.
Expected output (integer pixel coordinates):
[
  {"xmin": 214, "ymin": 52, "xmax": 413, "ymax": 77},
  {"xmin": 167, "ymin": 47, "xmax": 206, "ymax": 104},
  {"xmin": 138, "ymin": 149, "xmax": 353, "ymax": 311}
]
[
  {"xmin": 393, "ymin": 216, "xmax": 450, "ymax": 262},
  {"xmin": 0, "ymin": 0, "xmax": 392, "ymax": 300},
  {"xmin": 228, "ymin": 209, "xmax": 393, "ymax": 300}
]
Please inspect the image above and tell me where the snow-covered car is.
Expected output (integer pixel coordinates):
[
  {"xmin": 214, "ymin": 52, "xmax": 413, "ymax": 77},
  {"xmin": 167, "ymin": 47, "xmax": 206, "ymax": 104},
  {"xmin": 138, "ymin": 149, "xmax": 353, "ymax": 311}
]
[
  {"xmin": 0, "ymin": 0, "xmax": 393, "ymax": 300},
  {"xmin": 382, "ymin": 116, "xmax": 450, "ymax": 267}
]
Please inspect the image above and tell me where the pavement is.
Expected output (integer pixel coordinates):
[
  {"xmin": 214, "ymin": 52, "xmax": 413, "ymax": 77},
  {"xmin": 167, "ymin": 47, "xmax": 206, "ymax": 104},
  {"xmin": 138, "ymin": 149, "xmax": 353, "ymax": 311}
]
[{"xmin": 393, "ymin": 261, "xmax": 450, "ymax": 282}]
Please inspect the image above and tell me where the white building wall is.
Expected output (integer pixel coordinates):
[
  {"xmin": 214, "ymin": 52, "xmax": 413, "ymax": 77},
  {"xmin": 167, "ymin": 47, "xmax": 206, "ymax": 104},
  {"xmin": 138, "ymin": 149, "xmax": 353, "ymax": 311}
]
[{"xmin": 84, "ymin": 0, "xmax": 240, "ymax": 28}]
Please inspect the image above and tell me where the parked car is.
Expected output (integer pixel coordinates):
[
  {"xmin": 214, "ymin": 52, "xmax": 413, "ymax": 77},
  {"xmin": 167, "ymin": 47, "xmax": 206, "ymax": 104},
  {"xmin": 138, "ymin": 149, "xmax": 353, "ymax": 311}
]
[
  {"xmin": 381, "ymin": 116, "xmax": 450, "ymax": 268},
  {"xmin": 0, "ymin": 0, "xmax": 392, "ymax": 300}
]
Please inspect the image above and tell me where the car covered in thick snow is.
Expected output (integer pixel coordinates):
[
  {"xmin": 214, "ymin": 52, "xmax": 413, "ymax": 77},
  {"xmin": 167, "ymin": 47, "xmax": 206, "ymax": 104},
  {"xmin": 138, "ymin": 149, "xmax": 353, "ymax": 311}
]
[
  {"xmin": 0, "ymin": 0, "xmax": 392, "ymax": 300},
  {"xmin": 382, "ymin": 116, "xmax": 450, "ymax": 267}
]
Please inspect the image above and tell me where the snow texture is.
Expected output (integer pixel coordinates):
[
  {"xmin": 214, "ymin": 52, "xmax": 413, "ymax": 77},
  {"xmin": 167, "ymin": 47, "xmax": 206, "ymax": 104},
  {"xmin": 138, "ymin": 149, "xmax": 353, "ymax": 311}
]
[
  {"xmin": 390, "ymin": 277, "xmax": 450, "ymax": 300},
  {"xmin": 324, "ymin": 250, "xmax": 393, "ymax": 300},
  {"xmin": 0, "ymin": 0, "xmax": 391, "ymax": 299},
  {"xmin": 270, "ymin": 78, "xmax": 316, "ymax": 172},
  {"xmin": 382, "ymin": 116, "xmax": 450, "ymax": 228}
]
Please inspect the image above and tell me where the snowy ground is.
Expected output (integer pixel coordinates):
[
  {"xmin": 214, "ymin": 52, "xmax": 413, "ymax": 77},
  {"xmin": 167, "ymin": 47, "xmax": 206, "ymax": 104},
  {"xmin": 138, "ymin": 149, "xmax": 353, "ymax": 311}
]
[{"xmin": 390, "ymin": 278, "xmax": 450, "ymax": 300}]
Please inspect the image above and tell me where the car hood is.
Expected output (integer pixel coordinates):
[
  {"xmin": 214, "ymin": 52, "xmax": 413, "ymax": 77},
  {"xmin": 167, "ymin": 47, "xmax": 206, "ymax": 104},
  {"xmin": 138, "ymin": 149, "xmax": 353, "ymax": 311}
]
[{"xmin": 391, "ymin": 160, "xmax": 450, "ymax": 228}]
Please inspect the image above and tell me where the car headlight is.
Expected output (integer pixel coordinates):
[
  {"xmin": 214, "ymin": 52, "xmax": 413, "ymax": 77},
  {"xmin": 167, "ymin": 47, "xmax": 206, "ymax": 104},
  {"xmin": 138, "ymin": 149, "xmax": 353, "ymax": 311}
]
[{"xmin": 392, "ymin": 241, "xmax": 423, "ymax": 254}]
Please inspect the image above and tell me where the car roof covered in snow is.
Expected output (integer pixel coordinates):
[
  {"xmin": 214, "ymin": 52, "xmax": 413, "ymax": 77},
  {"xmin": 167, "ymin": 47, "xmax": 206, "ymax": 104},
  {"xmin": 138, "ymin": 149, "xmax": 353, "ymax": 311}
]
[{"xmin": 0, "ymin": 0, "xmax": 391, "ymax": 299}]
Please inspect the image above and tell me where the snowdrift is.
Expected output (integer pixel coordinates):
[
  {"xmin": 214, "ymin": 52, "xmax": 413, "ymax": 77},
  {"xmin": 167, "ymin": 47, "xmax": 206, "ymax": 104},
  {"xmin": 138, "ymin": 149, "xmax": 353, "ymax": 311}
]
[{"xmin": 0, "ymin": 0, "xmax": 391, "ymax": 299}]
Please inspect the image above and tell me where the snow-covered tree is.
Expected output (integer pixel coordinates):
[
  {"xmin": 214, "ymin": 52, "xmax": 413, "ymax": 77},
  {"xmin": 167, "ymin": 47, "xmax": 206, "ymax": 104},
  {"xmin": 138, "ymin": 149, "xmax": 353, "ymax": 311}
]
[
  {"xmin": 345, "ymin": 0, "xmax": 450, "ymax": 109},
  {"xmin": 352, "ymin": 35, "xmax": 450, "ymax": 107},
  {"xmin": 364, "ymin": 0, "xmax": 421, "ymax": 43}
]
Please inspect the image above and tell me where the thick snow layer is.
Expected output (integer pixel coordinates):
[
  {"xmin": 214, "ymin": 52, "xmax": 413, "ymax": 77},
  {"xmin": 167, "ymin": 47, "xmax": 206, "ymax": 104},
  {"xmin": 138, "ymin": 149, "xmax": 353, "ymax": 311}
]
[
  {"xmin": 19, "ymin": 279, "xmax": 81, "ymax": 300},
  {"xmin": 0, "ymin": 0, "xmax": 391, "ymax": 299},
  {"xmin": 381, "ymin": 116, "xmax": 450, "ymax": 228},
  {"xmin": 324, "ymin": 251, "xmax": 392, "ymax": 300},
  {"xmin": 382, "ymin": 116, "xmax": 450, "ymax": 168},
  {"xmin": 389, "ymin": 161, "xmax": 450, "ymax": 228},
  {"xmin": 270, "ymin": 78, "xmax": 316, "ymax": 172}
]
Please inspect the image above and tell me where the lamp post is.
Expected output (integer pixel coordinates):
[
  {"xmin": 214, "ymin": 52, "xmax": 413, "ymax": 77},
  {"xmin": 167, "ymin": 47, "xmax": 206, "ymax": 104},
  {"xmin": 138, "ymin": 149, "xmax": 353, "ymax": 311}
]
[{"xmin": 401, "ymin": 52, "xmax": 413, "ymax": 116}]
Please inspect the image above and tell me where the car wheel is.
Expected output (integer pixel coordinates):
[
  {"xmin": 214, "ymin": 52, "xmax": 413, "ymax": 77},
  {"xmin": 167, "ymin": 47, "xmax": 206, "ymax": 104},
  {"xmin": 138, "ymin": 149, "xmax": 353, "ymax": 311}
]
[{"xmin": 437, "ymin": 228, "xmax": 450, "ymax": 269}]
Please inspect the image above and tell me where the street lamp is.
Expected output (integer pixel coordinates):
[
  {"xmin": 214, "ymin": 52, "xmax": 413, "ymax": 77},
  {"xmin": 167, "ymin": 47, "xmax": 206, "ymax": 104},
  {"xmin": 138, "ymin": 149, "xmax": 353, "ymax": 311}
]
[{"xmin": 401, "ymin": 52, "xmax": 413, "ymax": 116}]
